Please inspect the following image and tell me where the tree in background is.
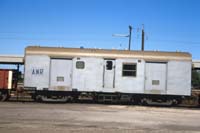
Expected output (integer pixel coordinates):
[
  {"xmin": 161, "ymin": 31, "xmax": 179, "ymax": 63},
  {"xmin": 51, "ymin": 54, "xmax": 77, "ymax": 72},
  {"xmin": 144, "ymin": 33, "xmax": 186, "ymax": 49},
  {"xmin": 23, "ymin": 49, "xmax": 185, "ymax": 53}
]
[{"xmin": 192, "ymin": 69, "xmax": 200, "ymax": 89}]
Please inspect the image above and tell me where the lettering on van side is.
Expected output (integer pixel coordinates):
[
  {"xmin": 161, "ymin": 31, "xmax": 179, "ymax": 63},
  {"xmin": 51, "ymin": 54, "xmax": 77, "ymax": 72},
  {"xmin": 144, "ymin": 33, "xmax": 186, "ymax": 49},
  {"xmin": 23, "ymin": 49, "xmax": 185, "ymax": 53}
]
[{"xmin": 32, "ymin": 68, "xmax": 44, "ymax": 75}]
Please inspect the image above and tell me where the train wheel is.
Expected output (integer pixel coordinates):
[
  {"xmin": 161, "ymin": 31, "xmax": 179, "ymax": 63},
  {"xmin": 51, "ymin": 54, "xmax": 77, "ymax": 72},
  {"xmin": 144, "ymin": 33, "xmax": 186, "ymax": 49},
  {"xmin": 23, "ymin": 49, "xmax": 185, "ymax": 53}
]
[
  {"xmin": 0, "ymin": 92, "xmax": 8, "ymax": 101},
  {"xmin": 141, "ymin": 98, "xmax": 148, "ymax": 106},
  {"xmin": 131, "ymin": 97, "xmax": 140, "ymax": 105},
  {"xmin": 171, "ymin": 99, "xmax": 179, "ymax": 106},
  {"xmin": 35, "ymin": 95, "xmax": 43, "ymax": 102}
]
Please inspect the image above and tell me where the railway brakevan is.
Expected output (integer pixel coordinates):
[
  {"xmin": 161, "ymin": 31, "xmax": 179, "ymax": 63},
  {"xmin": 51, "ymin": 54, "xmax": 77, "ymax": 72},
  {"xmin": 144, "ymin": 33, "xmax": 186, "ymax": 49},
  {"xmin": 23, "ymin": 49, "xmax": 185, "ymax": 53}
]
[{"xmin": 23, "ymin": 46, "xmax": 192, "ymax": 105}]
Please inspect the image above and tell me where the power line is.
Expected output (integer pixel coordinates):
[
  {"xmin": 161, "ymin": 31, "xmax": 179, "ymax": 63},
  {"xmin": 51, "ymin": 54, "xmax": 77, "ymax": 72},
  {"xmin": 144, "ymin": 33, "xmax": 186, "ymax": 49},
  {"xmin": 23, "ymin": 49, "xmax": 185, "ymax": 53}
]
[
  {"xmin": 0, "ymin": 35, "xmax": 200, "ymax": 46},
  {"xmin": 148, "ymin": 39, "xmax": 200, "ymax": 45}
]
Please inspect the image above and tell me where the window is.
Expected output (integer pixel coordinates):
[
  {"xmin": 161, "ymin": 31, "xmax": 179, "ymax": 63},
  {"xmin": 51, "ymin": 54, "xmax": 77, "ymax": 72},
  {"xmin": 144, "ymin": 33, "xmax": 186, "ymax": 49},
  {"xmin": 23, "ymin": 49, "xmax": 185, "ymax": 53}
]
[
  {"xmin": 122, "ymin": 63, "xmax": 137, "ymax": 77},
  {"xmin": 76, "ymin": 61, "xmax": 85, "ymax": 69},
  {"xmin": 106, "ymin": 61, "xmax": 113, "ymax": 70},
  {"xmin": 57, "ymin": 76, "xmax": 64, "ymax": 82}
]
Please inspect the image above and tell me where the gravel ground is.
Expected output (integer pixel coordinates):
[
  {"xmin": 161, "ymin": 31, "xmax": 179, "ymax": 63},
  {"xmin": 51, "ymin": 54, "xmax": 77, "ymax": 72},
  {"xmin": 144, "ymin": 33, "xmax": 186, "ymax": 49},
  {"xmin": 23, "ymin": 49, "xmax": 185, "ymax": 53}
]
[{"xmin": 0, "ymin": 102, "xmax": 200, "ymax": 133}]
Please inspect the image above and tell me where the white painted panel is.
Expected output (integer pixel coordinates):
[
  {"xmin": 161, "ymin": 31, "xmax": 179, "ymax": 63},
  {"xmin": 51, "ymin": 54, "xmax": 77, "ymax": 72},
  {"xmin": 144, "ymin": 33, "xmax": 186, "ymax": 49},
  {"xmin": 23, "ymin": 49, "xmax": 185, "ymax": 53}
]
[
  {"xmin": 145, "ymin": 63, "xmax": 167, "ymax": 94},
  {"xmin": 75, "ymin": 58, "xmax": 146, "ymax": 93},
  {"xmin": 167, "ymin": 61, "xmax": 191, "ymax": 96},
  {"xmin": 103, "ymin": 60, "xmax": 115, "ymax": 89},
  {"xmin": 50, "ymin": 59, "xmax": 72, "ymax": 91},
  {"xmin": 8, "ymin": 71, "xmax": 13, "ymax": 89},
  {"xmin": 72, "ymin": 57, "xmax": 104, "ymax": 92},
  {"xmin": 115, "ymin": 59, "xmax": 145, "ymax": 93},
  {"xmin": 24, "ymin": 55, "xmax": 50, "ymax": 90}
]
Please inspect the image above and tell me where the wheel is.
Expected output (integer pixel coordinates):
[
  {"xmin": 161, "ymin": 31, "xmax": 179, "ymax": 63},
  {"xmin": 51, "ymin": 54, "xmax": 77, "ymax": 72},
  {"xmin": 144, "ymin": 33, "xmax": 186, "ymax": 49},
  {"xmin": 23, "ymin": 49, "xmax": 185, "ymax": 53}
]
[
  {"xmin": 0, "ymin": 92, "xmax": 8, "ymax": 101},
  {"xmin": 35, "ymin": 95, "xmax": 43, "ymax": 102},
  {"xmin": 141, "ymin": 98, "xmax": 148, "ymax": 106},
  {"xmin": 131, "ymin": 97, "xmax": 140, "ymax": 105},
  {"xmin": 171, "ymin": 99, "xmax": 178, "ymax": 106}
]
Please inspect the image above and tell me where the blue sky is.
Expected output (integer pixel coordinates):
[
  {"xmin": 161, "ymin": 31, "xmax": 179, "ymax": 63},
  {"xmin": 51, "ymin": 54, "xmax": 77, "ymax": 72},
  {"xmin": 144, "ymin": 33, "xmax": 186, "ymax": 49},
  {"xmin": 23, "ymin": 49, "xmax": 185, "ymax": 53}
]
[{"xmin": 0, "ymin": 0, "xmax": 200, "ymax": 59}]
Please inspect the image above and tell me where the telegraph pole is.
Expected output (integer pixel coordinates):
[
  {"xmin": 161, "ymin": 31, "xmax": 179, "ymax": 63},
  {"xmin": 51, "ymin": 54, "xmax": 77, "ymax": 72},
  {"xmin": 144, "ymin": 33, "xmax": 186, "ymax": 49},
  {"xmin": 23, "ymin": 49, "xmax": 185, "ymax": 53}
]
[
  {"xmin": 112, "ymin": 25, "xmax": 133, "ymax": 50},
  {"xmin": 128, "ymin": 25, "xmax": 132, "ymax": 51},
  {"xmin": 141, "ymin": 27, "xmax": 145, "ymax": 51}
]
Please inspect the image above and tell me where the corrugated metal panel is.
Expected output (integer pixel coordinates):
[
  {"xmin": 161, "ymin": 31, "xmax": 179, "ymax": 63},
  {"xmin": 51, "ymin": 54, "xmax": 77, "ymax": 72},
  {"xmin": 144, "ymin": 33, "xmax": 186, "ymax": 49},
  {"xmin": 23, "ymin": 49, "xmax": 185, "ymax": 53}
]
[
  {"xmin": 0, "ymin": 70, "xmax": 8, "ymax": 89},
  {"xmin": 25, "ymin": 46, "xmax": 191, "ymax": 61}
]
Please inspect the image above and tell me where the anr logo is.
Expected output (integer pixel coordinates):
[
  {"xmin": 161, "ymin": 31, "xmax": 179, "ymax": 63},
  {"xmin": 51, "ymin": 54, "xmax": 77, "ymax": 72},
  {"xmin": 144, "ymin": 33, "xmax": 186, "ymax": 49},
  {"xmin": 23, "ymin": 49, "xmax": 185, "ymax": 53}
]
[{"xmin": 32, "ymin": 68, "xmax": 44, "ymax": 75}]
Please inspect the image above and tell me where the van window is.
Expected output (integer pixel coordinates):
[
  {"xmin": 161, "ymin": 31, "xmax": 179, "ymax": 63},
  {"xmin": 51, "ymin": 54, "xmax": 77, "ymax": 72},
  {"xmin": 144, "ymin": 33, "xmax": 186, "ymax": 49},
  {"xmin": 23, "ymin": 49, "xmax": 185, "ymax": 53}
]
[
  {"xmin": 122, "ymin": 63, "xmax": 137, "ymax": 77},
  {"xmin": 106, "ymin": 61, "xmax": 113, "ymax": 70},
  {"xmin": 76, "ymin": 61, "xmax": 85, "ymax": 69}
]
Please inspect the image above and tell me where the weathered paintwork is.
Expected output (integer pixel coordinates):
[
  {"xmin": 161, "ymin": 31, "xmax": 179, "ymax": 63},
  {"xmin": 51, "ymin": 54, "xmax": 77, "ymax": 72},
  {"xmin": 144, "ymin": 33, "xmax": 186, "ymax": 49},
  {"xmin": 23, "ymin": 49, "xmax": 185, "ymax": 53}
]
[
  {"xmin": 0, "ymin": 70, "xmax": 13, "ymax": 89},
  {"xmin": 50, "ymin": 59, "xmax": 72, "ymax": 91},
  {"xmin": 24, "ymin": 46, "xmax": 192, "ymax": 96},
  {"xmin": 24, "ymin": 55, "xmax": 50, "ymax": 90}
]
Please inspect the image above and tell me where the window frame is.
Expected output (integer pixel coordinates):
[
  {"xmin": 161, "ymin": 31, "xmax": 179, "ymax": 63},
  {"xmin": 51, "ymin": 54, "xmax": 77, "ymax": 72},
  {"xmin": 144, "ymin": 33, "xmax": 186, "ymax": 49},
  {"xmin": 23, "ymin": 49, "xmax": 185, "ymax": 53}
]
[
  {"xmin": 122, "ymin": 63, "xmax": 137, "ymax": 77},
  {"xmin": 106, "ymin": 60, "xmax": 113, "ymax": 70},
  {"xmin": 76, "ymin": 61, "xmax": 85, "ymax": 69}
]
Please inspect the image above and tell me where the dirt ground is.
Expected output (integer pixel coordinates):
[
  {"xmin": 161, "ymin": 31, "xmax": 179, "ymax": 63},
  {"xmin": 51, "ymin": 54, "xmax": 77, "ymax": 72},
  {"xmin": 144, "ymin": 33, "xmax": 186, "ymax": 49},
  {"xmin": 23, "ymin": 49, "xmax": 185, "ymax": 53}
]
[{"xmin": 0, "ymin": 102, "xmax": 200, "ymax": 133}]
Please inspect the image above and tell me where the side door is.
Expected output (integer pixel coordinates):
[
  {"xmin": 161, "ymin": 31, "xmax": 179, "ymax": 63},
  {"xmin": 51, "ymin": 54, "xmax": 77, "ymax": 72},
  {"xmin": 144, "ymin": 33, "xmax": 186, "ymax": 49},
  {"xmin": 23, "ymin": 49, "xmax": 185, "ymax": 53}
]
[
  {"xmin": 50, "ymin": 59, "xmax": 72, "ymax": 91},
  {"xmin": 103, "ymin": 59, "xmax": 115, "ymax": 89},
  {"xmin": 145, "ymin": 62, "xmax": 167, "ymax": 94}
]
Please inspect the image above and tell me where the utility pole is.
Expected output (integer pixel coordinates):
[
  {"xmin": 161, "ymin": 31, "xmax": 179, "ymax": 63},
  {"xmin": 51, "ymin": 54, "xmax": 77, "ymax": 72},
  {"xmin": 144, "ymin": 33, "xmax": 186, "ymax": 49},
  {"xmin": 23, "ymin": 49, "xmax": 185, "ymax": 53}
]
[
  {"xmin": 141, "ymin": 25, "xmax": 145, "ymax": 51},
  {"xmin": 128, "ymin": 25, "xmax": 132, "ymax": 51},
  {"xmin": 113, "ymin": 25, "xmax": 133, "ymax": 51}
]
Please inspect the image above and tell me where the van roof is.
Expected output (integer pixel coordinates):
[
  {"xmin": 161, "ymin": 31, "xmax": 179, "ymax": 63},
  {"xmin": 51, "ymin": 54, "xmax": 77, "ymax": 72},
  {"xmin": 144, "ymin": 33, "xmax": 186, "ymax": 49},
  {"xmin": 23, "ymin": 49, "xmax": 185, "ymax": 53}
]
[{"xmin": 25, "ymin": 46, "xmax": 192, "ymax": 61}]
